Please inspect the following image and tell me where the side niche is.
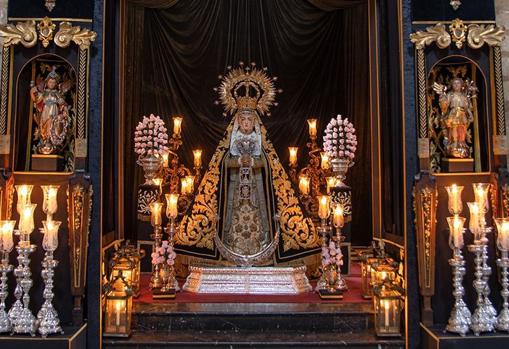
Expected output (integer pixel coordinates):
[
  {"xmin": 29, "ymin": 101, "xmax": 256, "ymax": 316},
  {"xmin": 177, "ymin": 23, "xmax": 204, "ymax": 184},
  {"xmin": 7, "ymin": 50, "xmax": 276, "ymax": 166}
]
[{"xmin": 14, "ymin": 54, "xmax": 77, "ymax": 172}]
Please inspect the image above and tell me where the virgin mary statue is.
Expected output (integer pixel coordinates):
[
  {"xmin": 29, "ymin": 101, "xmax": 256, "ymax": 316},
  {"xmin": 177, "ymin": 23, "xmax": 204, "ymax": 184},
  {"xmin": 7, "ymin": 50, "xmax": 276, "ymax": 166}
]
[{"xmin": 175, "ymin": 64, "xmax": 320, "ymax": 267}]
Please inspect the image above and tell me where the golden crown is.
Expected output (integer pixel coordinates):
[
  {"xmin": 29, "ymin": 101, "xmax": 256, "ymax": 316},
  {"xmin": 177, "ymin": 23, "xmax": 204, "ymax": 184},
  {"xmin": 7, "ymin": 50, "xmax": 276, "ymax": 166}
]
[{"xmin": 215, "ymin": 62, "xmax": 281, "ymax": 117}]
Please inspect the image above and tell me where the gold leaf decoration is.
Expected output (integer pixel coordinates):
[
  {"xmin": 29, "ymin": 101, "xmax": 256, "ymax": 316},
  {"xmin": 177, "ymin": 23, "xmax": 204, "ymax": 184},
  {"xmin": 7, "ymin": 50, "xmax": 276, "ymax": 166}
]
[
  {"xmin": 410, "ymin": 23, "xmax": 451, "ymax": 50},
  {"xmin": 0, "ymin": 20, "xmax": 37, "ymax": 48},
  {"xmin": 449, "ymin": 19, "xmax": 467, "ymax": 49},
  {"xmin": 467, "ymin": 24, "xmax": 506, "ymax": 49},
  {"xmin": 37, "ymin": 17, "xmax": 56, "ymax": 48},
  {"xmin": 54, "ymin": 22, "xmax": 97, "ymax": 50}
]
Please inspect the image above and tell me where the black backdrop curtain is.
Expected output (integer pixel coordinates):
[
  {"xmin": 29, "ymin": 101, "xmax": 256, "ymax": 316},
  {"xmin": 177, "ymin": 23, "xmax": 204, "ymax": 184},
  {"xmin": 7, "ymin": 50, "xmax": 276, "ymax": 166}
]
[{"xmin": 124, "ymin": 0, "xmax": 371, "ymax": 245}]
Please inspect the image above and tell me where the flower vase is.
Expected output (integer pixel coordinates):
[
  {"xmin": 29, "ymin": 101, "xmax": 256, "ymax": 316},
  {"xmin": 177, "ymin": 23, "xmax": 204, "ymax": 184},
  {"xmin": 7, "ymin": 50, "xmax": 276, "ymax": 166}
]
[
  {"xmin": 138, "ymin": 155, "xmax": 162, "ymax": 185},
  {"xmin": 331, "ymin": 157, "xmax": 352, "ymax": 188}
]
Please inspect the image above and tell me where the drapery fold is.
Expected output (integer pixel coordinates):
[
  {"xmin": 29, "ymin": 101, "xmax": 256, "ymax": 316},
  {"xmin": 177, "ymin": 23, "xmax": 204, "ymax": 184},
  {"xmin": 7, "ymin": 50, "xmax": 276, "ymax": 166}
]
[{"xmin": 124, "ymin": 0, "xmax": 371, "ymax": 245}]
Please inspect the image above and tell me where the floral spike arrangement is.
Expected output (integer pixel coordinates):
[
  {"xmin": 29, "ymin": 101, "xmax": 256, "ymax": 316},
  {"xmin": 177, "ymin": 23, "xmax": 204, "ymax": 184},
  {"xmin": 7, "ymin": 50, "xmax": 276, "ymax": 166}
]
[
  {"xmin": 323, "ymin": 114, "xmax": 357, "ymax": 164},
  {"xmin": 134, "ymin": 114, "xmax": 169, "ymax": 159}
]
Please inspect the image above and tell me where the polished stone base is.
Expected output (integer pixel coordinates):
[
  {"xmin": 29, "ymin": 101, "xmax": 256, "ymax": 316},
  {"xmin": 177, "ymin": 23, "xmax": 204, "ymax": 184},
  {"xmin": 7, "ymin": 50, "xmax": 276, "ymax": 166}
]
[{"xmin": 183, "ymin": 266, "xmax": 312, "ymax": 294}]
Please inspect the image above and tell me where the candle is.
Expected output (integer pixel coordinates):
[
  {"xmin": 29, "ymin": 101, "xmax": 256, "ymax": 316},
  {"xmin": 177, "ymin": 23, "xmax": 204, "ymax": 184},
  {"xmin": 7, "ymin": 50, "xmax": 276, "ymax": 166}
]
[
  {"xmin": 165, "ymin": 193, "xmax": 179, "ymax": 219},
  {"xmin": 161, "ymin": 151, "xmax": 169, "ymax": 168},
  {"xmin": 15, "ymin": 184, "xmax": 34, "ymax": 214},
  {"xmin": 495, "ymin": 218, "xmax": 509, "ymax": 251},
  {"xmin": 307, "ymin": 118, "xmax": 318, "ymax": 138},
  {"xmin": 288, "ymin": 147, "xmax": 298, "ymax": 167},
  {"xmin": 42, "ymin": 220, "xmax": 61, "ymax": 251},
  {"xmin": 153, "ymin": 177, "xmax": 163, "ymax": 188},
  {"xmin": 115, "ymin": 300, "xmax": 121, "ymax": 327},
  {"xmin": 383, "ymin": 299, "xmax": 390, "ymax": 328},
  {"xmin": 320, "ymin": 152, "xmax": 330, "ymax": 170},
  {"xmin": 326, "ymin": 177, "xmax": 337, "ymax": 194},
  {"xmin": 318, "ymin": 195, "xmax": 331, "ymax": 220},
  {"xmin": 445, "ymin": 184, "xmax": 463, "ymax": 215},
  {"xmin": 19, "ymin": 204, "xmax": 36, "ymax": 235},
  {"xmin": 181, "ymin": 176, "xmax": 195, "ymax": 195},
  {"xmin": 41, "ymin": 185, "xmax": 59, "ymax": 216},
  {"xmin": 333, "ymin": 204, "xmax": 344, "ymax": 228},
  {"xmin": 299, "ymin": 175, "xmax": 310, "ymax": 195},
  {"xmin": 447, "ymin": 215, "xmax": 465, "ymax": 249},
  {"xmin": 467, "ymin": 202, "xmax": 480, "ymax": 239},
  {"xmin": 193, "ymin": 149, "xmax": 202, "ymax": 168},
  {"xmin": 473, "ymin": 183, "xmax": 490, "ymax": 210},
  {"xmin": 149, "ymin": 202, "xmax": 163, "ymax": 226},
  {"xmin": 172, "ymin": 116, "xmax": 183, "ymax": 136},
  {"xmin": 0, "ymin": 220, "xmax": 15, "ymax": 253}
]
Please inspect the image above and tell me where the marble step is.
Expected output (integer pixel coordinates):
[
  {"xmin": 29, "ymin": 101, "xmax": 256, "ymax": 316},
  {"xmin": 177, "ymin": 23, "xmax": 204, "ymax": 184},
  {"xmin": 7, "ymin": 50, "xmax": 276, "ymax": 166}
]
[
  {"xmin": 103, "ymin": 329, "xmax": 404, "ymax": 348},
  {"xmin": 132, "ymin": 302, "xmax": 373, "ymax": 332}
]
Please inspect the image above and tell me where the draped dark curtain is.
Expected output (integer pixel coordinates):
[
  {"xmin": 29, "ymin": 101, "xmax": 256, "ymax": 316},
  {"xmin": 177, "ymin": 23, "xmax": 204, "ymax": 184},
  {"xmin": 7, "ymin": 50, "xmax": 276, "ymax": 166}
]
[{"xmin": 124, "ymin": 0, "xmax": 371, "ymax": 245}]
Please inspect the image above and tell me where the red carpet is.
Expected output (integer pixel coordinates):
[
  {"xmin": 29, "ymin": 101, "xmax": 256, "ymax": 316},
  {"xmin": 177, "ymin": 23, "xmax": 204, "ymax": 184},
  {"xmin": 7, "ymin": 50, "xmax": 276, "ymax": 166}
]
[{"xmin": 135, "ymin": 263, "xmax": 369, "ymax": 304}]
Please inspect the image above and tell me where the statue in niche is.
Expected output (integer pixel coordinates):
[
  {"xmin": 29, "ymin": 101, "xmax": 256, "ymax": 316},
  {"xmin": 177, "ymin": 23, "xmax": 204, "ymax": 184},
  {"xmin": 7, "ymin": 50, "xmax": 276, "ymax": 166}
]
[
  {"xmin": 30, "ymin": 67, "xmax": 72, "ymax": 155},
  {"xmin": 433, "ymin": 77, "xmax": 477, "ymax": 159},
  {"xmin": 176, "ymin": 64, "xmax": 319, "ymax": 266}
]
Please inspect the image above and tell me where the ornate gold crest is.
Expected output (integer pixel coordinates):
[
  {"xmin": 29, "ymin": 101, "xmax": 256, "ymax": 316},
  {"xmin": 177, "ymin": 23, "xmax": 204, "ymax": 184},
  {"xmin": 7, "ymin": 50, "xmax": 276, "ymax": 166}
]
[
  {"xmin": 37, "ymin": 17, "xmax": 56, "ymax": 48},
  {"xmin": 449, "ymin": 18, "xmax": 467, "ymax": 49}
]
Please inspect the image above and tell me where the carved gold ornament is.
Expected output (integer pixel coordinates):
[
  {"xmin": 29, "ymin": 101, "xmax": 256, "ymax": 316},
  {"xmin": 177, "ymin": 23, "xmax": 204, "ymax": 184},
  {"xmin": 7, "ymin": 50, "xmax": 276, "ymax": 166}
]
[
  {"xmin": 410, "ymin": 23, "xmax": 451, "ymax": 50},
  {"xmin": 467, "ymin": 24, "xmax": 506, "ymax": 49},
  {"xmin": 0, "ymin": 20, "xmax": 37, "ymax": 47},
  {"xmin": 449, "ymin": 18, "xmax": 467, "ymax": 49},
  {"xmin": 450, "ymin": 0, "xmax": 461, "ymax": 11},
  {"xmin": 54, "ymin": 22, "xmax": 97, "ymax": 50},
  {"xmin": 45, "ymin": 0, "xmax": 56, "ymax": 12},
  {"xmin": 37, "ymin": 17, "xmax": 56, "ymax": 48}
]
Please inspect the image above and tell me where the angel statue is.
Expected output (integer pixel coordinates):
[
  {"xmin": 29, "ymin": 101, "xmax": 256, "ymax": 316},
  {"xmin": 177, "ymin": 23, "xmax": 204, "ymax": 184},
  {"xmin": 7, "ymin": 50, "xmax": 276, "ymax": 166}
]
[
  {"xmin": 433, "ymin": 77, "xmax": 477, "ymax": 158},
  {"xmin": 30, "ymin": 68, "xmax": 72, "ymax": 155},
  {"xmin": 176, "ymin": 63, "xmax": 320, "ymax": 267}
]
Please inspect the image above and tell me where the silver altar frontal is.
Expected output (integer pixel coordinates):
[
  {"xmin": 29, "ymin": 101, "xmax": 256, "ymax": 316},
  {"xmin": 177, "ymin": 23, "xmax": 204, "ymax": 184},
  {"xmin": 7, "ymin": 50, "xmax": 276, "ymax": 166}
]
[{"xmin": 183, "ymin": 266, "xmax": 312, "ymax": 294}]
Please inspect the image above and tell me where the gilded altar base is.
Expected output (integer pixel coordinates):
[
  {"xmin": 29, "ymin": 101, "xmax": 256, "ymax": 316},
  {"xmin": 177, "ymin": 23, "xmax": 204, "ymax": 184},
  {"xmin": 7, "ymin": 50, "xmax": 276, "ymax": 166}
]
[{"xmin": 183, "ymin": 265, "xmax": 312, "ymax": 294}]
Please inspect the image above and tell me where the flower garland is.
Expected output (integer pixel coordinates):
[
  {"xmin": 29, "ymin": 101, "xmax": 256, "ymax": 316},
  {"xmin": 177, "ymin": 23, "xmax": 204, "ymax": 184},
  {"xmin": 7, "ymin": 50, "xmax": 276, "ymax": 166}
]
[
  {"xmin": 151, "ymin": 240, "xmax": 177, "ymax": 267},
  {"xmin": 321, "ymin": 240, "xmax": 343, "ymax": 268},
  {"xmin": 134, "ymin": 114, "xmax": 169, "ymax": 159},
  {"xmin": 322, "ymin": 114, "xmax": 357, "ymax": 163}
]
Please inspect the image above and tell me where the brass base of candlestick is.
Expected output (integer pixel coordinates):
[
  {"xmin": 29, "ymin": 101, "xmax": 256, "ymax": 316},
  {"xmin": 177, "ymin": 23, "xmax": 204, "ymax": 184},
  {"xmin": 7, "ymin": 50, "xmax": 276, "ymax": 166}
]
[{"xmin": 318, "ymin": 288, "xmax": 343, "ymax": 300}]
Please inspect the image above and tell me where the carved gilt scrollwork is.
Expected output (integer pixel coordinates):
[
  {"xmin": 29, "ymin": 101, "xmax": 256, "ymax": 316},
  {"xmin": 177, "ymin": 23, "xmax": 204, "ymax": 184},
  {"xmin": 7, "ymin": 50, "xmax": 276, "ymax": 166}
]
[
  {"xmin": 467, "ymin": 24, "xmax": 506, "ymax": 49},
  {"xmin": 410, "ymin": 23, "xmax": 451, "ymax": 50},
  {"xmin": 0, "ymin": 20, "xmax": 37, "ymax": 47},
  {"xmin": 37, "ymin": 17, "xmax": 56, "ymax": 48},
  {"xmin": 67, "ymin": 176, "xmax": 93, "ymax": 325},
  {"xmin": 413, "ymin": 172, "xmax": 438, "ymax": 326},
  {"xmin": 54, "ymin": 22, "xmax": 97, "ymax": 50}
]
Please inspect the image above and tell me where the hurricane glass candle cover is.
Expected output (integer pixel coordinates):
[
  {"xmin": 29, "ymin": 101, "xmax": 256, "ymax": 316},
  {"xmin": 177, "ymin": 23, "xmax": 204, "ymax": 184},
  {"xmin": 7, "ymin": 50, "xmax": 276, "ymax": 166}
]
[
  {"xmin": 373, "ymin": 286, "xmax": 403, "ymax": 337},
  {"xmin": 318, "ymin": 195, "xmax": 331, "ymax": 221},
  {"xmin": 299, "ymin": 175, "xmax": 310, "ymax": 196},
  {"xmin": 41, "ymin": 185, "xmax": 59, "ymax": 218},
  {"xmin": 181, "ymin": 176, "xmax": 195, "ymax": 195},
  {"xmin": 495, "ymin": 217, "xmax": 509, "ymax": 332},
  {"xmin": 172, "ymin": 116, "xmax": 183, "ymax": 136},
  {"xmin": 15, "ymin": 185, "xmax": 34, "ymax": 214},
  {"xmin": 320, "ymin": 152, "xmax": 330, "ymax": 170},
  {"xmin": 0, "ymin": 220, "xmax": 15, "ymax": 333},
  {"xmin": 307, "ymin": 118, "xmax": 318, "ymax": 139},
  {"xmin": 103, "ymin": 273, "xmax": 133, "ymax": 338},
  {"xmin": 193, "ymin": 149, "xmax": 202, "ymax": 168},
  {"xmin": 165, "ymin": 194, "xmax": 179, "ymax": 220},
  {"xmin": 360, "ymin": 255, "xmax": 377, "ymax": 299},
  {"xmin": 445, "ymin": 184, "xmax": 463, "ymax": 215},
  {"xmin": 289, "ymin": 147, "xmax": 298, "ymax": 167}
]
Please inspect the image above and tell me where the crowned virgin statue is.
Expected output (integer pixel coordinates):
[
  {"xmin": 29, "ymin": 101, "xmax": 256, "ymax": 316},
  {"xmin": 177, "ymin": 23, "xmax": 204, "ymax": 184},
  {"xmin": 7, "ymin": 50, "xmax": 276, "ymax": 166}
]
[{"xmin": 176, "ymin": 64, "xmax": 320, "ymax": 268}]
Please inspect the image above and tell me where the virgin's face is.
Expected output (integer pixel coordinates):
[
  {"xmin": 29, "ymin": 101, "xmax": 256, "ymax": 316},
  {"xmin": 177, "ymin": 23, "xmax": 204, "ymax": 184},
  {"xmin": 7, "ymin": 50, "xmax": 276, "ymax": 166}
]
[{"xmin": 239, "ymin": 112, "xmax": 255, "ymax": 134}]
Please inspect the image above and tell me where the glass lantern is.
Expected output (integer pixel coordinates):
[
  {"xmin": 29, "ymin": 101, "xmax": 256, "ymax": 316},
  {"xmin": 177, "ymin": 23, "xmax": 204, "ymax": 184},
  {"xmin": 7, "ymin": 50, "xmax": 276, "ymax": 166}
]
[
  {"xmin": 103, "ymin": 272, "xmax": 133, "ymax": 337},
  {"xmin": 110, "ymin": 244, "xmax": 144, "ymax": 298},
  {"xmin": 359, "ymin": 251, "xmax": 376, "ymax": 299},
  {"xmin": 373, "ymin": 285, "xmax": 403, "ymax": 337},
  {"xmin": 370, "ymin": 259, "xmax": 398, "ymax": 287}
]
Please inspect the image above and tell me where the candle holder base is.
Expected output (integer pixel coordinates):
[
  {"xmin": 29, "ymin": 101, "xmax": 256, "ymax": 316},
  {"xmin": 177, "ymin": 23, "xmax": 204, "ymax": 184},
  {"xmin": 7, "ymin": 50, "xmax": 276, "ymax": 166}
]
[
  {"xmin": 446, "ymin": 302, "xmax": 471, "ymax": 336},
  {"xmin": 7, "ymin": 299, "xmax": 22, "ymax": 326},
  {"xmin": 471, "ymin": 307, "xmax": 496, "ymax": 335},
  {"xmin": 497, "ymin": 308, "xmax": 509, "ymax": 332},
  {"xmin": 12, "ymin": 308, "xmax": 37, "ymax": 336},
  {"xmin": 38, "ymin": 303, "xmax": 64, "ymax": 337},
  {"xmin": 0, "ymin": 309, "xmax": 11, "ymax": 333},
  {"xmin": 152, "ymin": 287, "xmax": 176, "ymax": 300},
  {"xmin": 318, "ymin": 288, "xmax": 343, "ymax": 300}
]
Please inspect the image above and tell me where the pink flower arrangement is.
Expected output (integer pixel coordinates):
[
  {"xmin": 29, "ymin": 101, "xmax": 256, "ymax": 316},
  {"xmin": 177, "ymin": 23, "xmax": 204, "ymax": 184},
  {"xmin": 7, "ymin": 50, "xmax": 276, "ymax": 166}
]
[
  {"xmin": 151, "ymin": 240, "xmax": 177, "ymax": 266},
  {"xmin": 323, "ymin": 115, "xmax": 357, "ymax": 163},
  {"xmin": 321, "ymin": 240, "xmax": 343, "ymax": 268},
  {"xmin": 134, "ymin": 114, "xmax": 169, "ymax": 159}
]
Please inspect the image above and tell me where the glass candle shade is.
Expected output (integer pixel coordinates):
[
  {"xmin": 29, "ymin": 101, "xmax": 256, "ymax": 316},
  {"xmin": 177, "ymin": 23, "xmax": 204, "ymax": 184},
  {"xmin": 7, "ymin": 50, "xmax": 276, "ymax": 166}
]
[
  {"xmin": 161, "ymin": 152, "xmax": 169, "ymax": 168},
  {"xmin": 193, "ymin": 149, "xmax": 202, "ymax": 168},
  {"xmin": 472, "ymin": 183, "xmax": 490, "ymax": 212},
  {"xmin": 326, "ymin": 177, "xmax": 337, "ymax": 194},
  {"xmin": 333, "ymin": 204, "xmax": 345, "ymax": 229},
  {"xmin": 307, "ymin": 118, "xmax": 318, "ymax": 138},
  {"xmin": 42, "ymin": 220, "xmax": 61, "ymax": 252},
  {"xmin": 149, "ymin": 202, "xmax": 163, "ymax": 227},
  {"xmin": 181, "ymin": 176, "xmax": 195, "ymax": 195},
  {"xmin": 15, "ymin": 184, "xmax": 34, "ymax": 214},
  {"xmin": 165, "ymin": 193, "xmax": 179, "ymax": 219},
  {"xmin": 447, "ymin": 216, "xmax": 466, "ymax": 250},
  {"xmin": 445, "ymin": 184, "xmax": 463, "ymax": 215},
  {"xmin": 41, "ymin": 185, "xmax": 59, "ymax": 216},
  {"xmin": 19, "ymin": 203, "xmax": 37, "ymax": 235},
  {"xmin": 467, "ymin": 202, "xmax": 481, "ymax": 240},
  {"xmin": 172, "ymin": 116, "xmax": 183, "ymax": 136},
  {"xmin": 152, "ymin": 178, "xmax": 163, "ymax": 188},
  {"xmin": 373, "ymin": 287, "xmax": 402, "ymax": 337},
  {"xmin": 298, "ymin": 175, "xmax": 310, "ymax": 195},
  {"xmin": 317, "ymin": 195, "xmax": 331, "ymax": 220},
  {"xmin": 103, "ymin": 290, "xmax": 133, "ymax": 338},
  {"xmin": 111, "ymin": 260, "xmax": 140, "ymax": 298},
  {"xmin": 495, "ymin": 217, "xmax": 509, "ymax": 252},
  {"xmin": 0, "ymin": 220, "xmax": 15, "ymax": 253},
  {"xmin": 320, "ymin": 152, "xmax": 330, "ymax": 170},
  {"xmin": 288, "ymin": 147, "xmax": 298, "ymax": 167}
]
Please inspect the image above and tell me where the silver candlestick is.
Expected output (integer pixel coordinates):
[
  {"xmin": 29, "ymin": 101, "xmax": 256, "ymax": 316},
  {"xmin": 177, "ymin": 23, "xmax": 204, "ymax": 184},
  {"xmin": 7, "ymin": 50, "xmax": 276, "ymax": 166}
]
[
  {"xmin": 497, "ymin": 250, "xmax": 509, "ymax": 332},
  {"xmin": 480, "ymin": 229, "xmax": 498, "ymax": 328},
  {"xmin": 150, "ymin": 224, "xmax": 163, "ymax": 290},
  {"xmin": 0, "ymin": 251, "xmax": 12, "ymax": 333},
  {"xmin": 162, "ymin": 218, "xmax": 179, "ymax": 292},
  {"xmin": 7, "ymin": 253, "xmax": 23, "ymax": 329},
  {"xmin": 333, "ymin": 226, "xmax": 347, "ymax": 291},
  {"xmin": 446, "ymin": 247, "xmax": 471, "ymax": 336},
  {"xmin": 37, "ymin": 250, "xmax": 63, "ymax": 336}
]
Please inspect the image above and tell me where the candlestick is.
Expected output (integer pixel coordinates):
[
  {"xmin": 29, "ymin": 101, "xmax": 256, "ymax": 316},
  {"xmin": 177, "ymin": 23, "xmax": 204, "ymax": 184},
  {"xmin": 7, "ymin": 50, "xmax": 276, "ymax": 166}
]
[
  {"xmin": 320, "ymin": 152, "xmax": 330, "ymax": 170},
  {"xmin": 0, "ymin": 221, "xmax": 15, "ymax": 333},
  {"xmin": 149, "ymin": 202, "xmax": 163, "ymax": 227},
  {"xmin": 288, "ymin": 147, "xmax": 298, "ymax": 167},
  {"xmin": 193, "ymin": 149, "xmax": 202, "ymax": 168},
  {"xmin": 318, "ymin": 195, "xmax": 331, "ymax": 220},
  {"xmin": 467, "ymin": 202, "xmax": 481, "ymax": 240},
  {"xmin": 37, "ymin": 220, "xmax": 63, "ymax": 337},
  {"xmin": 19, "ymin": 204, "xmax": 36, "ymax": 236},
  {"xmin": 172, "ymin": 116, "xmax": 183, "ymax": 136},
  {"xmin": 445, "ymin": 184, "xmax": 463, "ymax": 215},
  {"xmin": 495, "ymin": 218, "xmax": 509, "ymax": 332},
  {"xmin": 165, "ymin": 193, "xmax": 179, "ymax": 219},
  {"xmin": 307, "ymin": 118, "xmax": 318, "ymax": 138},
  {"xmin": 41, "ymin": 185, "xmax": 59, "ymax": 218},
  {"xmin": 299, "ymin": 175, "xmax": 310, "ymax": 196},
  {"xmin": 15, "ymin": 185, "xmax": 34, "ymax": 214}
]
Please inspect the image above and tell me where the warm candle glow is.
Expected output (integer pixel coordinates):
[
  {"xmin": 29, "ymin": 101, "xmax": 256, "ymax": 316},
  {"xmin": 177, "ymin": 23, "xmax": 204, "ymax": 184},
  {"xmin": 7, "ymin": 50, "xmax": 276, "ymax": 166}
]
[
  {"xmin": 172, "ymin": 116, "xmax": 183, "ymax": 136},
  {"xmin": 15, "ymin": 184, "xmax": 34, "ymax": 214},
  {"xmin": 299, "ymin": 175, "xmax": 310, "ymax": 195},
  {"xmin": 473, "ymin": 183, "xmax": 490, "ymax": 211},
  {"xmin": 19, "ymin": 204, "xmax": 37, "ymax": 235},
  {"xmin": 181, "ymin": 176, "xmax": 195, "ymax": 195},
  {"xmin": 0, "ymin": 220, "xmax": 15, "ymax": 253},
  {"xmin": 288, "ymin": 147, "xmax": 298, "ymax": 167},
  {"xmin": 447, "ymin": 215, "xmax": 465, "ymax": 249},
  {"xmin": 161, "ymin": 151, "xmax": 169, "ymax": 168},
  {"xmin": 495, "ymin": 217, "xmax": 509, "ymax": 251},
  {"xmin": 307, "ymin": 119, "xmax": 318, "ymax": 138},
  {"xmin": 165, "ymin": 193, "xmax": 179, "ymax": 219},
  {"xmin": 318, "ymin": 195, "xmax": 331, "ymax": 220},
  {"xmin": 41, "ymin": 185, "xmax": 59, "ymax": 216},
  {"xmin": 326, "ymin": 177, "xmax": 337, "ymax": 194},
  {"xmin": 152, "ymin": 178, "xmax": 163, "ymax": 188},
  {"xmin": 467, "ymin": 202, "xmax": 480, "ymax": 238},
  {"xmin": 383, "ymin": 299, "xmax": 391, "ymax": 328},
  {"xmin": 333, "ymin": 204, "xmax": 344, "ymax": 228},
  {"xmin": 193, "ymin": 149, "xmax": 202, "ymax": 168},
  {"xmin": 320, "ymin": 152, "xmax": 330, "ymax": 170},
  {"xmin": 149, "ymin": 202, "xmax": 163, "ymax": 227},
  {"xmin": 445, "ymin": 184, "xmax": 463, "ymax": 215},
  {"xmin": 42, "ymin": 220, "xmax": 61, "ymax": 251}
]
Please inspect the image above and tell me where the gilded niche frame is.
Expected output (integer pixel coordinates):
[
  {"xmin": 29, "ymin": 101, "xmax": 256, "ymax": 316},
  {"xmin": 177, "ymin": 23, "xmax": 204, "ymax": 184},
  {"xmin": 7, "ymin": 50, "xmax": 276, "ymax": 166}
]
[{"xmin": 0, "ymin": 17, "xmax": 96, "ymax": 170}]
